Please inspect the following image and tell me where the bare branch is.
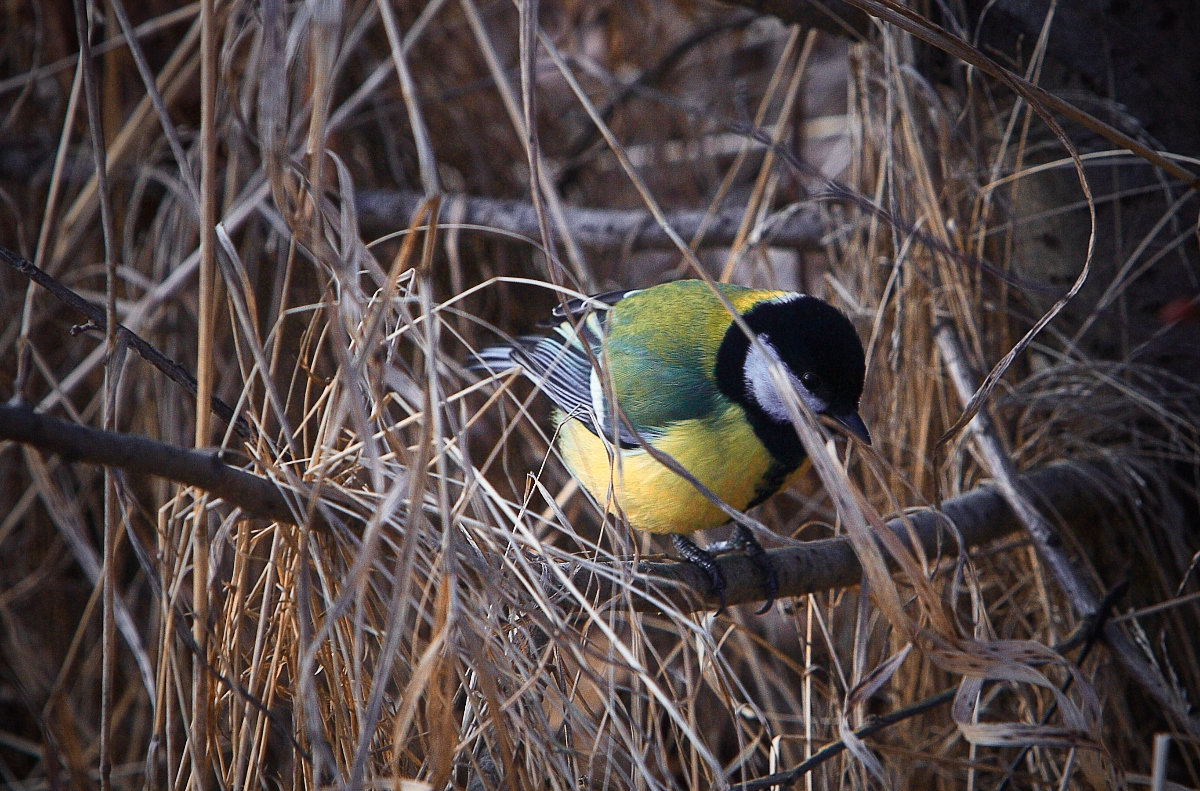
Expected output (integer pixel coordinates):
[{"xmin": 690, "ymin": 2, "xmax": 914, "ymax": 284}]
[
  {"xmin": 2, "ymin": 245, "xmax": 254, "ymax": 441},
  {"xmin": 570, "ymin": 458, "xmax": 1128, "ymax": 614},
  {"xmin": 355, "ymin": 190, "xmax": 826, "ymax": 251},
  {"xmin": 0, "ymin": 403, "xmax": 285, "ymax": 522}
]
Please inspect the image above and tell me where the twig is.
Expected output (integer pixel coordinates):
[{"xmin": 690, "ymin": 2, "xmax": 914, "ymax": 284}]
[
  {"xmin": 2, "ymin": 245, "xmax": 253, "ymax": 441},
  {"xmin": 192, "ymin": 0, "xmax": 220, "ymax": 783},
  {"xmin": 994, "ymin": 581, "xmax": 1130, "ymax": 791},
  {"xmin": 729, "ymin": 585, "xmax": 1129, "ymax": 791},
  {"xmin": 70, "ymin": 0, "xmax": 120, "ymax": 785},
  {"xmin": 935, "ymin": 323, "xmax": 1200, "ymax": 736},
  {"xmin": 557, "ymin": 12, "xmax": 758, "ymax": 177},
  {"xmin": 730, "ymin": 687, "xmax": 957, "ymax": 790},
  {"xmin": 355, "ymin": 189, "xmax": 826, "ymax": 252}
]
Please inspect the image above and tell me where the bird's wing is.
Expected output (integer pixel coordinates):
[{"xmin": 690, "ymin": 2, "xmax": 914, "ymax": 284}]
[{"xmin": 477, "ymin": 282, "xmax": 752, "ymax": 446}]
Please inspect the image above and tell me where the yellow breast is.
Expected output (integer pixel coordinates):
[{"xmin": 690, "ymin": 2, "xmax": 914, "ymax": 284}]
[{"xmin": 555, "ymin": 407, "xmax": 802, "ymax": 534}]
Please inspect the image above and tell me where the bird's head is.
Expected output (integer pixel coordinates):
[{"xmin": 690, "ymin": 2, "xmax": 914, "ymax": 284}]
[{"xmin": 716, "ymin": 294, "xmax": 870, "ymax": 457}]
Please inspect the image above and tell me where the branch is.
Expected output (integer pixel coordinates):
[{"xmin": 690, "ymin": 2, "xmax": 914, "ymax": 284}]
[
  {"xmin": 568, "ymin": 458, "xmax": 1125, "ymax": 614},
  {"xmin": 355, "ymin": 190, "xmax": 826, "ymax": 251},
  {"xmin": 2, "ymin": 245, "xmax": 254, "ymax": 441},
  {"xmin": 0, "ymin": 403, "xmax": 288, "ymax": 522},
  {"xmin": 0, "ymin": 401, "xmax": 1161, "ymax": 657}
]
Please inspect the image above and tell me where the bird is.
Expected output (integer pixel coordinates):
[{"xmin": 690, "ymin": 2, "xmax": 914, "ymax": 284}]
[{"xmin": 472, "ymin": 279, "xmax": 870, "ymax": 611}]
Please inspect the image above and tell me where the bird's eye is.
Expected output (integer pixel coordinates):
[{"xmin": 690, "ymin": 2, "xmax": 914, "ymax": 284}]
[{"xmin": 800, "ymin": 372, "xmax": 822, "ymax": 392}]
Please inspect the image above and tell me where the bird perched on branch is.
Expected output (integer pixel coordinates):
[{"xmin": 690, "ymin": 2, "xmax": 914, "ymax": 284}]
[{"xmin": 473, "ymin": 279, "xmax": 869, "ymax": 611}]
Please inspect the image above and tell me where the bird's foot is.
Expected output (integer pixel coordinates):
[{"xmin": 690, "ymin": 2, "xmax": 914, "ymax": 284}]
[
  {"xmin": 725, "ymin": 524, "xmax": 778, "ymax": 614},
  {"xmin": 672, "ymin": 534, "xmax": 726, "ymax": 613}
]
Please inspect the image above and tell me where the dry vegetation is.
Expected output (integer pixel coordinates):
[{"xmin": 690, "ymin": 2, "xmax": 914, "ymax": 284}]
[{"xmin": 1, "ymin": 1, "xmax": 1199, "ymax": 789}]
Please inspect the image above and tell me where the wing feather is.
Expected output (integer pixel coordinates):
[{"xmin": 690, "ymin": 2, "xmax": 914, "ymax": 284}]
[{"xmin": 472, "ymin": 313, "xmax": 640, "ymax": 447}]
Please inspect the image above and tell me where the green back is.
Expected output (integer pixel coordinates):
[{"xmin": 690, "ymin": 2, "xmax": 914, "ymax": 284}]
[{"xmin": 601, "ymin": 280, "xmax": 787, "ymax": 431}]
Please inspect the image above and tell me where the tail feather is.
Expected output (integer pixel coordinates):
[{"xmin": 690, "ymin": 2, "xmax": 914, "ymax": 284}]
[
  {"xmin": 467, "ymin": 345, "xmax": 516, "ymax": 374},
  {"xmin": 466, "ymin": 336, "xmax": 541, "ymax": 375}
]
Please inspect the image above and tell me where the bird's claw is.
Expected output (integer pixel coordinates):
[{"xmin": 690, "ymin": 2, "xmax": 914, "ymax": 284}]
[
  {"xmin": 672, "ymin": 534, "xmax": 727, "ymax": 613},
  {"xmin": 673, "ymin": 527, "xmax": 778, "ymax": 614},
  {"xmin": 726, "ymin": 524, "xmax": 777, "ymax": 614}
]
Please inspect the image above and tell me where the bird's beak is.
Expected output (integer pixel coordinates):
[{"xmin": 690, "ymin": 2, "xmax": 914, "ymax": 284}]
[{"xmin": 834, "ymin": 412, "xmax": 872, "ymax": 445}]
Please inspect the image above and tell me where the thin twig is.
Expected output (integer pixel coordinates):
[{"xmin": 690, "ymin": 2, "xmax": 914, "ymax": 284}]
[
  {"xmin": 70, "ymin": 1, "xmax": 119, "ymax": 786},
  {"xmin": 2, "ymin": 245, "xmax": 254, "ymax": 440},
  {"xmin": 994, "ymin": 580, "xmax": 1130, "ymax": 791},
  {"xmin": 557, "ymin": 12, "xmax": 758, "ymax": 178},
  {"xmin": 730, "ymin": 687, "xmax": 958, "ymax": 790},
  {"xmin": 731, "ymin": 584, "xmax": 1130, "ymax": 791},
  {"xmin": 192, "ymin": 0, "xmax": 220, "ymax": 782}
]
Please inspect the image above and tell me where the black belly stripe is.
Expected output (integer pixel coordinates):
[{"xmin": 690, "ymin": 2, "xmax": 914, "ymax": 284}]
[{"xmin": 747, "ymin": 456, "xmax": 802, "ymax": 508}]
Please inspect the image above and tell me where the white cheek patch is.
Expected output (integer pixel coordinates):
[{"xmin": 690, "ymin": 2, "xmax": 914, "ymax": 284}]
[{"xmin": 744, "ymin": 334, "xmax": 829, "ymax": 422}]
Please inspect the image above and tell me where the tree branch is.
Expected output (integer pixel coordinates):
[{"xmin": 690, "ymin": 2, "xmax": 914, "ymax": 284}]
[
  {"xmin": 0, "ymin": 403, "xmax": 286, "ymax": 521},
  {"xmin": 355, "ymin": 190, "xmax": 826, "ymax": 251},
  {"xmin": 569, "ymin": 458, "xmax": 1127, "ymax": 613},
  {"xmin": 0, "ymin": 401, "xmax": 1156, "ymax": 644}
]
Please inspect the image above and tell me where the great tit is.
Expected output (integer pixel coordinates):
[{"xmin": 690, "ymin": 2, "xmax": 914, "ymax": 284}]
[{"xmin": 473, "ymin": 279, "xmax": 869, "ymax": 610}]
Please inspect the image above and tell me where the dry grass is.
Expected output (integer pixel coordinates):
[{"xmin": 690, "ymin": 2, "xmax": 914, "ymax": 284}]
[{"xmin": 1, "ymin": 1, "xmax": 1198, "ymax": 789}]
